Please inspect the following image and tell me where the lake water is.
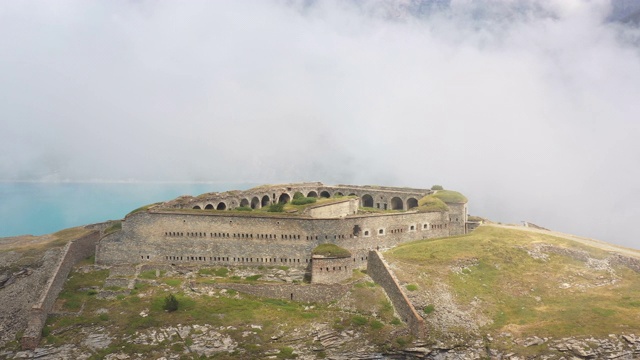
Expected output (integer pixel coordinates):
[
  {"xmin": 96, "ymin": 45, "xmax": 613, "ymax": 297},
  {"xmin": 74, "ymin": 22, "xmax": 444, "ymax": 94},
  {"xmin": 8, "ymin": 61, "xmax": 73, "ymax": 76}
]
[{"xmin": 0, "ymin": 182, "xmax": 254, "ymax": 237}]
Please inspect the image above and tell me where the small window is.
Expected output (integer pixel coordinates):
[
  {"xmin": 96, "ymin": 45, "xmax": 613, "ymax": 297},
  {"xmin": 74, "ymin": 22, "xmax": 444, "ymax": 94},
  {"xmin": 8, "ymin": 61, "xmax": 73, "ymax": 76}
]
[
  {"xmin": 378, "ymin": 229, "xmax": 385, "ymax": 235},
  {"xmin": 364, "ymin": 230, "xmax": 370, "ymax": 236}
]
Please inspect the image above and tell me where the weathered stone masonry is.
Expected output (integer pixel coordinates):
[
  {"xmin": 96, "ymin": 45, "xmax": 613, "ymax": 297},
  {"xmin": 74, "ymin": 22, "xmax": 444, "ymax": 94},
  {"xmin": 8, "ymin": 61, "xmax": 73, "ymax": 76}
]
[
  {"xmin": 96, "ymin": 183, "xmax": 469, "ymax": 283},
  {"xmin": 21, "ymin": 231, "xmax": 100, "ymax": 350},
  {"xmin": 367, "ymin": 250, "xmax": 426, "ymax": 338}
]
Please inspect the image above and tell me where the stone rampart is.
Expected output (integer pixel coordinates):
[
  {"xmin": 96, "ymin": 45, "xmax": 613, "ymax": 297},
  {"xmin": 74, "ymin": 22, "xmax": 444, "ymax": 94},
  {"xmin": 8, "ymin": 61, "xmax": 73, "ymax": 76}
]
[
  {"xmin": 311, "ymin": 256, "xmax": 353, "ymax": 284},
  {"xmin": 96, "ymin": 210, "xmax": 450, "ymax": 268},
  {"xmin": 169, "ymin": 183, "xmax": 431, "ymax": 212},
  {"xmin": 306, "ymin": 198, "xmax": 358, "ymax": 218},
  {"xmin": 21, "ymin": 231, "xmax": 99, "ymax": 350},
  {"xmin": 196, "ymin": 282, "xmax": 350, "ymax": 303},
  {"xmin": 367, "ymin": 250, "xmax": 426, "ymax": 338}
]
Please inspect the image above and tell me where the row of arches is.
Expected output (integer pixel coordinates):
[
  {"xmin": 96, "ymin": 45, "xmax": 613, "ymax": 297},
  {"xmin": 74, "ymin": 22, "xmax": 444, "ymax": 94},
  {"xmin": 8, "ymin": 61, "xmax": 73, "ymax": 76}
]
[
  {"xmin": 361, "ymin": 194, "xmax": 419, "ymax": 210},
  {"xmin": 190, "ymin": 191, "xmax": 420, "ymax": 212}
]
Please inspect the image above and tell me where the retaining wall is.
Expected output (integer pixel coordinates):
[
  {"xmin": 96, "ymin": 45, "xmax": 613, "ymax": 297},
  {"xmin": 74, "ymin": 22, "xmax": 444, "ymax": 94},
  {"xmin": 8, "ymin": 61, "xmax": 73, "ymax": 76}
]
[
  {"xmin": 367, "ymin": 250, "xmax": 426, "ymax": 338},
  {"xmin": 196, "ymin": 282, "xmax": 350, "ymax": 303},
  {"xmin": 96, "ymin": 210, "xmax": 451, "ymax": 267},
  {"xmin": 21, "ymin": 231, "xmax": 99, "ymax": 350}
]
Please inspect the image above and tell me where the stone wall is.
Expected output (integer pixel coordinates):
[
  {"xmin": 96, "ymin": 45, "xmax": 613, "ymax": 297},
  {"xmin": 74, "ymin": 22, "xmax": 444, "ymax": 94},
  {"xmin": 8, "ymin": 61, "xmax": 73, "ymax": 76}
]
[
  {"xmin": 311, "ymin": 256, "xmax": 353, "ymax": 284},
  {"xmin": 170, "ymin": 183, "xmax": 431, "ymax": 212},
  {"xmin": 96, "ymin": 210, "xmax": 450, "ymax": 269},
  {"xmin": 21, "ymin": 231, "xmax": 99, "ymax": 350},
  {"xmin": 367, "ymin": 250, "xmax": 426, "ymax": 338},
  {"xmin": 196, "ymin": 282, "xmax": 350, "ymax": 303},
  {"xmin": 306, "ymin": 198, "xmax": 358, "ymax": 218}
]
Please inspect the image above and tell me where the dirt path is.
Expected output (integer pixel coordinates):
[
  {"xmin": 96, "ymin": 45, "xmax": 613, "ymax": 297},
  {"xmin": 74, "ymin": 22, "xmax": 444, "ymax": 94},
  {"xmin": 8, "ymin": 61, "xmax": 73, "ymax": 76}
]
[{"xmin": 487, "ymin": 223, "xmax": 640, "ymax": 259}]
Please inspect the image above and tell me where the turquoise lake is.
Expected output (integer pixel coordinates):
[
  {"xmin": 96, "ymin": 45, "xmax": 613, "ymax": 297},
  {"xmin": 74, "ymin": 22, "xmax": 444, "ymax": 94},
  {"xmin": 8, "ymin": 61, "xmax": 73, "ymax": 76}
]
[{"xmin": 0, "ymin": 182, "xmax": 254, "ymax": 237}]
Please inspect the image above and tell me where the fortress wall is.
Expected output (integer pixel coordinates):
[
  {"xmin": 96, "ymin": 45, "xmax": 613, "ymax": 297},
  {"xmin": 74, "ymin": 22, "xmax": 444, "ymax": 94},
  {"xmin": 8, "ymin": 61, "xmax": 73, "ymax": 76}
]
[
  {"xmin": 183, "ymin": 184, "xmax": 430, "ymax": 211},
  {"xmin": 97, "ymin": 210, "xmax": 451, "ymax": 266},
  {"xmin": 367, "ymin": 250, "xmax": 426, "ymax": 338},
  {"xmin": 21, "ymin": 231, "xmax": 99, "ymax": 350},
  {"xmin": 197, "ymin": 282, "xmax": 350, "ymax": 303},
  {"xmin": 446, "ymin": 203, "xmax": 468, "ymax": 236},
  {"xmin": 307, "ymin": 199, "xmax": 358, "ymax": 218},
  {"xmin": 311, "ymin": 256, "xmax": 353, "ymax": 284}
]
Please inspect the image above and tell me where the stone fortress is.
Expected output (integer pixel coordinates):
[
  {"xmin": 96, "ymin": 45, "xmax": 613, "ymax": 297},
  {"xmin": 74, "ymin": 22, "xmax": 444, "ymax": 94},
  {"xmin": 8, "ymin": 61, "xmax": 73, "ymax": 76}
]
[{"xmin": 96, "ymin": 182, "xmax": 469, "ymax": 284}]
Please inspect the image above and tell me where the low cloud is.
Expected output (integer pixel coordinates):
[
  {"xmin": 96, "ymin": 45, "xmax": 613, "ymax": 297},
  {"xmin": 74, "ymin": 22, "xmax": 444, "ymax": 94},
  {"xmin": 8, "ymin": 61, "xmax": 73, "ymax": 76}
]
[{"xmin": 1, "ymin": 0, "xmax": 639, "ymax": 248}]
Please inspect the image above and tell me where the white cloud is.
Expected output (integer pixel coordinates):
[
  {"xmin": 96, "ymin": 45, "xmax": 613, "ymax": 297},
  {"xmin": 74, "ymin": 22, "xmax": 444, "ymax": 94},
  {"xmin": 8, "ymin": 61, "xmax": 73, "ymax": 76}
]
[{"xmin": 1, "ymin": 0, "xmax": 639, "ymax": 248}]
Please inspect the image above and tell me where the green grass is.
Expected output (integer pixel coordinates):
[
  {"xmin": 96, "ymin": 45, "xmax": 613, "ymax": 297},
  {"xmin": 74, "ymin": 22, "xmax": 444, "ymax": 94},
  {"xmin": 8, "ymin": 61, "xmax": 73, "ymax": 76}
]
[
  {"xmin": 430, "ymin": 190, "xmax": 468, "ymax": 203},
  {"xmin": 416, "ymin": 195, "xmax": 449, "ymax": 212},
  {"xmin": 104, "ymin": 221, "xmax": 122, "ymax": 235},
  {"xmin": 385, "ymin": 225, "xmax": 640, "ymax": 339},
  {"xmin": 312, "ymin": 243, "xmax": 351, "ymax": 258}
]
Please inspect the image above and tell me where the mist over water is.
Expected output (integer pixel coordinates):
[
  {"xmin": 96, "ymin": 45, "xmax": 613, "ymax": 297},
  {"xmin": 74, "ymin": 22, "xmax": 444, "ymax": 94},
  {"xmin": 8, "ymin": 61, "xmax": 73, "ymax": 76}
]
[
  {"xmin": 0, "ymin": 182, "xmax": 253, "ymax": 237},
  {"xmin": 1, "ymin": 1, "xmax": 640, "ymax": 249}
]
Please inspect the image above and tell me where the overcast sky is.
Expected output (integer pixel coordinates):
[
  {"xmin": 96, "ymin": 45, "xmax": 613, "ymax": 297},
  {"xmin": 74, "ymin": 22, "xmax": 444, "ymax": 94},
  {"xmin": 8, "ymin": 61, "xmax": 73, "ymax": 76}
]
[{"xmin": 1, "ymin": 0, "xmax": 639, "ymax": 249}]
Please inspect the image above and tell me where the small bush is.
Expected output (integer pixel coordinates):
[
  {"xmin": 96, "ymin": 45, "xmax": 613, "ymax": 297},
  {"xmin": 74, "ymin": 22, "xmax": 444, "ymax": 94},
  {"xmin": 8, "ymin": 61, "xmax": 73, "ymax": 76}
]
[
  {"xmin": 391, "ymin": 317, "xmax": 402, "ymax": 325},
  {"xmin": 277, "ymin": 346, "xmax": 297, "ymax": 359},
  {"xmin": 431, "ymin": 185, "xmax": 444, "ymax": 190},
  {"xmin": 352, "ymin": 315, "xmax": 368, "ymax": 326},
  {"xmin": 268, "ymin": 203, "xmax": 285, "ymax": 212},
  {"xmin": 424, "ymin": 304, "xmax": 435, "ymax": 314},
  {"xmin": 406, "ymin": 284, "xmax": 418, "ymax": 291},
  {"xmin": 98, "ymin": 313, "xmax": 109, "ymax": 321},
  {"xmin": 245, "ymin": 275, "xmax": 261, "ymax": 281},
  {"xmin": 370, "ymin": 320, "xmax": 384, "ymax": 330},
  {"xmin": 291, "ymin": 197, "xmax": 316, "ymax": 205},
  {"xmin": 164, "ymin": 279, "xmax": 181, "ymax": 287},
  {"xmin": 293, "ymin": 192, "xmax": 304, "ymax": 199},
  {"xmin": 215, "ymin": 268, "xmax": 229, "ymax": 277},
  {"xmin": 163, "ymin": 294, "xmax": 179, "ymax": 312}
]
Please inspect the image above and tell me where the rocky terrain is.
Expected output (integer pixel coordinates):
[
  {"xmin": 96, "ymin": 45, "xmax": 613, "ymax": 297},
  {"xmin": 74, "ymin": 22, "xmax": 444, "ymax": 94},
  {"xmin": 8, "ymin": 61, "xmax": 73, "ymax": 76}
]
[{"xmin": 1, "ymin": 224, "xmax": 640, "ymax": 359}]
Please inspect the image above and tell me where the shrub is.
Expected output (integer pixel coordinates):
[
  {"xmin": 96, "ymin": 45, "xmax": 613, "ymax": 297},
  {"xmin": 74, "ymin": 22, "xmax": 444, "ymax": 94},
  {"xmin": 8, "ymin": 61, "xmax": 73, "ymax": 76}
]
[
  {"xmin": 268, "ymin": 203, "xmax": 285, "ymax": 212},
  {"xmin": 431, "ymin": 185, "xmax": 444, "ymax": 190},
  {"xmin": 245, "ymin": 275, "xmax": 261, "ymax": 281},
  {"xmin": 163, "ymin": 294, "xmax": 179, "ymax": 312},
  {"xmin": 406, "ymin": 284, "xmax": 418, "ymax": 291},
  {"xmin": 277, "ymin": 346, "xmax": 296, "ymax": 359},
  {"xmin": 352, "ymin": 315, "xmax": 368, "ymax": 326},
  {"xmin": 370, "ymin": 320, "xmax": 384, "ymax": 330},
  {"xmin": 424, "ymin": 304, "xmax": 435, "ymax": 314},
  {"xmin": 293, "ymin": 192, "xmax": 304, "ymax": 199},
  {"xmin": 291, "ymin": 197, "xmax": 316, "ymax": 205},
  {"xmin": 215, "ymin": 267, "xmax": 229, "ymax": 277}
]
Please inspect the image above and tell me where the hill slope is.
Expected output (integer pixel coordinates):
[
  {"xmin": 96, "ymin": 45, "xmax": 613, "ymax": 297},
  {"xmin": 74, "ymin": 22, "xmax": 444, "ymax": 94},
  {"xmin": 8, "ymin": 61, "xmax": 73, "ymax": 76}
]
[{"xmin": 385, "ymin": 224, "xmax": 640, "ymax": 350}]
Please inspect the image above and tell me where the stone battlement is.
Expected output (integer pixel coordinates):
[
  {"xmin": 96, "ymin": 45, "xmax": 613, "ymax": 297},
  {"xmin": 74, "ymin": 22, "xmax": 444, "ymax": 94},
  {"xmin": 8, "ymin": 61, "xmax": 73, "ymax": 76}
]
[{"xmin": 96, "ymin": 183, "xmax": 469, "ymax": 284}]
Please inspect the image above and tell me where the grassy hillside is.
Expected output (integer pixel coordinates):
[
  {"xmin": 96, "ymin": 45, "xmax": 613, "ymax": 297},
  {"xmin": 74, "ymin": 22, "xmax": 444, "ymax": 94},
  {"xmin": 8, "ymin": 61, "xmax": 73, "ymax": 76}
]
[{"xmin": 385, "ymin": 225, "xmax": 640, "ymax": 341}]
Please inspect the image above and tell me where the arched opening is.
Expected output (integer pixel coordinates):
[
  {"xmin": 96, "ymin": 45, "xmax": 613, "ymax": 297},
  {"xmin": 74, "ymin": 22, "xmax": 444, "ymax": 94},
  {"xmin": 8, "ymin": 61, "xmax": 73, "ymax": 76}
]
[
  {"xmin": 407, "ymin": 198, "xmax": 418, "ymax": 209},
  {"xmin": 251, "ymin": 196, "xmax": 261, "ymax": 209},
  {"xmin": 278, "ymin": 193, "xmax": 291, "ymax": 204},
  {"xmin": 193, "ymin": 205, "xmax": 201, "ymax": 210},
  {"xmin": 348, "ymin": 193, "xmax": 356, "ymax": 196},
  {"xmin": 204, "ymin": 204, "xmax": 214, "ymax": 210},
  {"xmin": 240, "ymin": 198, "xmax": 249, "ymax": 207},
  {"xmin": 362, "ymin": 194, "xmax": 374, "ymax": 207},
  {"xmin": 391, "ymin": 197, "xmax": 403, "ymax": 210},
  {"xmin": 307, "ymin": 191, "xmax": 318, "ymax": 198},
  {"xmin": 261, "ymin": 195, "xmax": 270, "ymax": 207},
  {"xmin": 216, "ymin": 202, "xmax": 227, "ymax": 210},
  {"xmin": 334, "ymin": 192, "xmax": 344, "ymax": 197},
  {"xmin": 320, "ymin": 191, "xmax": 330, "ymax": 198}
]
